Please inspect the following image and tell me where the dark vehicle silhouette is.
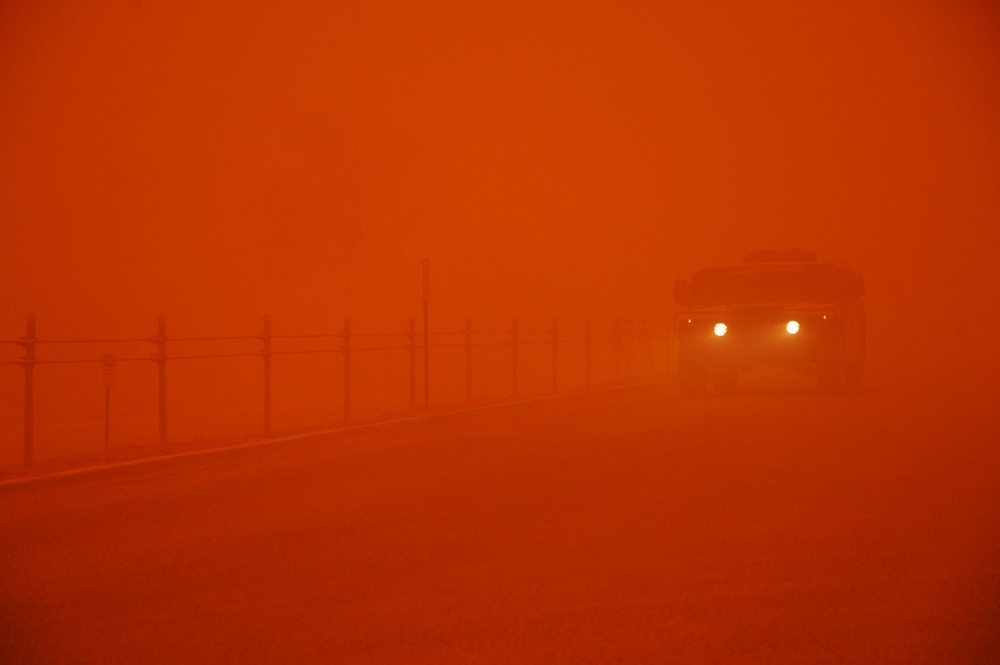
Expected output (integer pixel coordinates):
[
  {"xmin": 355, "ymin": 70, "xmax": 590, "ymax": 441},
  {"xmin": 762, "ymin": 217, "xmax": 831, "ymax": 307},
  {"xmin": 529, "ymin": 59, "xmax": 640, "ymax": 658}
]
[{"xmin": 673, "ymin": 250, "xmax": 866, "ymax": 396}]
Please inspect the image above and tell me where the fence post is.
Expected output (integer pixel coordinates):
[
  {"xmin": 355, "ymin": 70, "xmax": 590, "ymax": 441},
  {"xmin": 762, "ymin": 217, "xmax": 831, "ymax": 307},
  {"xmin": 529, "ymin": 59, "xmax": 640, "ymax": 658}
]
[
  {"xmin": 408, "ymin": 317, "xmax": 416, "ymax": 410},
  {"xmin": 102, "ymin": 354, "xmax": 116, "ymax": 449},
  {"xmin": 625, "ymin": 318, "xmax": 635, "ymax": 381},
  {"xmin": 642, "ymin": 319, "xmax": 654, "ymax": 378},
  {"xmin": 465, "ymin": 316, "xmax": 473, "ymax": 403},
  {"xmin": 511, "ymin": 317, "xmax": 519, "ymax": 397},
  {"xmin": 343, "ymin": 316, "xmax": 351, "ymax": 422},
  {"xmin": 261, "ymin": 315, "xmax": 272, "ymax": 436},
  {"xmin": 613, "ymin": 318, "xmax": 622, "ymax": 385},
  {"xmin": 422, "ymin": 259, "xmax": 430, "ymax": 410},
  {"xmin": 22, "ymin": 314, "xmax": 36, "ymax": 470},
  {"xmin": 585, "ymin": 318, "xmax": 592, "ymax": 389},
  {"xmin": 154, "ymin": 315, "xmax": 168, "ymax": 442},
  {"xmin": 551, "ymin": 318, "xmax": 558, "ymax": 394}
]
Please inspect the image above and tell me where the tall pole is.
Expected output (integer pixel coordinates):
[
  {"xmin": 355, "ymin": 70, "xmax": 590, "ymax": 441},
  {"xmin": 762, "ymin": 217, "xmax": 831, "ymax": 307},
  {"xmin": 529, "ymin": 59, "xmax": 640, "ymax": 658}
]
[{"xmin": 422, "ymin": 259, "xmax": 430, "ymax": 410}]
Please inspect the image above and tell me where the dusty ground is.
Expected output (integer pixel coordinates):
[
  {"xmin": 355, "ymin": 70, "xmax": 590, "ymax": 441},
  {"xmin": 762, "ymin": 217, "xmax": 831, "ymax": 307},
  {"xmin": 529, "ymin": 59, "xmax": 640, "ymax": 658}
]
[
  {"xmin": 1, "ymin": 372, "xmax": 998, "ymax": 663},
  {"xmin": 0, "ymin": 400, "xmax": 495, "ymax": 482}
]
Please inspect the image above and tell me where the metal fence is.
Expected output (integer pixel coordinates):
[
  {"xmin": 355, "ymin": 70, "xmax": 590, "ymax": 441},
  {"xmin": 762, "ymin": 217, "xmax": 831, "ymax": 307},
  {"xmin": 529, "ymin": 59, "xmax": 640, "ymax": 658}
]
[{"xmin": 1, "ymin": 314, "xmax": 666, "ymax": 469}]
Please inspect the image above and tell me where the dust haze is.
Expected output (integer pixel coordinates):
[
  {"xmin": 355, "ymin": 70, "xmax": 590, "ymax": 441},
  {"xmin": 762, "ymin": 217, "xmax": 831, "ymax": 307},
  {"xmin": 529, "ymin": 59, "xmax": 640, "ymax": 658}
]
[
  {"xmin": 2, "ymin": 1, "xmax": 1000, "ymax": 444},
  {"xmin": 3, "ymin": 2, "xmax": 1000, "ymax": 661}
]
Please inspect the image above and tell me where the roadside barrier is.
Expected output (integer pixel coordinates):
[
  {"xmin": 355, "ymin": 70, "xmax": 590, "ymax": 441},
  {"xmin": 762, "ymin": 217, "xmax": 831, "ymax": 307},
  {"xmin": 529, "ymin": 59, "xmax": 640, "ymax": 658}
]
[{"xmin": 1, "ymin": 315, "xmax": 665, "ymax": 469}]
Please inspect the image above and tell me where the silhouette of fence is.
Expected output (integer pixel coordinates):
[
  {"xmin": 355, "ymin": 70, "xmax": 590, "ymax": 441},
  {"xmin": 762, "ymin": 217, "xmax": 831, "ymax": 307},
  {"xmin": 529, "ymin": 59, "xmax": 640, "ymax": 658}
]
[{"xmin": 1, "ymin": 315, "xmax": 667, "ymax": 469}]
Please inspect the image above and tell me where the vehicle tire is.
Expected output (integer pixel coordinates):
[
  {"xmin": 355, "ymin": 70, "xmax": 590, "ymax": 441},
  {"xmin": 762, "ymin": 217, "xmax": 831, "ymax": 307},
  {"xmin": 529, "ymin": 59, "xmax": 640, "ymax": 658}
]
[
  {"xmin": 713, "ymin": 369, "xmax": 739, "ymax": 395},
  {"xmin": 678, "ymin": 348, "xmax": 709, "ymax": 397},
  {"xmin": 845, "ymin": 360, "xmax": 863, "ymax": 391},
  {"xmin": 817, "ymin": 336, "xmax": 846, "ymax": 393}
]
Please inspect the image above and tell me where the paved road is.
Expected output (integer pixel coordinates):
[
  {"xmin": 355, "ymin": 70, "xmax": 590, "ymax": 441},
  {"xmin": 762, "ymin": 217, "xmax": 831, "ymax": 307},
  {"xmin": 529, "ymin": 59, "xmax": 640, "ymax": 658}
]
[{"xmin": 2, "ymin": 373, "xmax": 998, "ymax": 663}]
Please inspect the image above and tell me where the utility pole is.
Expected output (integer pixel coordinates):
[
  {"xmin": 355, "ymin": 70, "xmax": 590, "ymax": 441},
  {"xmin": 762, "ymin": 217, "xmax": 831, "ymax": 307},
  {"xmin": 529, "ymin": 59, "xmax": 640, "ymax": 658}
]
[{"xmin": 422, "ymin": 258, "xmax": 430, "ymax": 409}]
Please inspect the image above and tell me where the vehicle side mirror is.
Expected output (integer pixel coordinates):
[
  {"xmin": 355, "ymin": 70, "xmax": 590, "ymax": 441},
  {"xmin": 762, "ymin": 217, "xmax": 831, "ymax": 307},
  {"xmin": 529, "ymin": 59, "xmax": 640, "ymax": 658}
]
[{"xmin": 673, "ymin": 279, "xmax": 690, "ymax": 306}]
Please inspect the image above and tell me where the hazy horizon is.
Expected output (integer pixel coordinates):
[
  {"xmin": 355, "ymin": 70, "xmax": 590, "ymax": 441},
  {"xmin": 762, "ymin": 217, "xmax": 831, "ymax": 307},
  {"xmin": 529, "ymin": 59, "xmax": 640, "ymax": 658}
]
[{"xmin": 3, "ymin": 0, "xmax": 1000, "ymax": 457}]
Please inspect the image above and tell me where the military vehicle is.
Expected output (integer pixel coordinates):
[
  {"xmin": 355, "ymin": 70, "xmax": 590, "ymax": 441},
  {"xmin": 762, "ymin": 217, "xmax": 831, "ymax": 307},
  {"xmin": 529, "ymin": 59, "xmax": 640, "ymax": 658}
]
[{"xmin": 673, "ymin": 249, "xmax": 866, "ymax": 395}]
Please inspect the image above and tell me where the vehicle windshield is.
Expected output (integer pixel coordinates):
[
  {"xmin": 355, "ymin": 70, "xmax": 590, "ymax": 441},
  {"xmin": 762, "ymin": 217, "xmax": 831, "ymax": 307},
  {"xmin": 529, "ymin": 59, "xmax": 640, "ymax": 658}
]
[{"xmin": 690, "ymin": 264, "xmax": 852, "ymax": 306}]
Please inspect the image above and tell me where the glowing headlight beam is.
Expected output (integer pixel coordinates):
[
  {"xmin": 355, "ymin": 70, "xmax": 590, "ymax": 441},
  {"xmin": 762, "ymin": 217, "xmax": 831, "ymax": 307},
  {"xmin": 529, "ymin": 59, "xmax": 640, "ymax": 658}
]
[
  {"xmin": 786, "ymin": 320, "xmax": 800, "ymax": 334},
  {"xmin": 713, "ymin": 322, "xmax": 728, "ymax": 337}
]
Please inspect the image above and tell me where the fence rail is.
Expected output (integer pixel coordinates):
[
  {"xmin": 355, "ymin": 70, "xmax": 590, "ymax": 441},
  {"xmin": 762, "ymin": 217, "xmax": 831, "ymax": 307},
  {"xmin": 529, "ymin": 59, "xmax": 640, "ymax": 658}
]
[{"xmin": 2, "ymin": 314, "xmax": 665, "ymax": 470}]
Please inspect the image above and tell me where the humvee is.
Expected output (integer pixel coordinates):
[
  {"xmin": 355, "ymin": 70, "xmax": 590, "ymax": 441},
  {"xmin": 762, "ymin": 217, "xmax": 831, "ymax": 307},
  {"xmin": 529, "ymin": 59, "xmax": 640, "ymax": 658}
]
[{"xmin": 673, "ymin": 250, "xmax": 866, "ymax": 395}]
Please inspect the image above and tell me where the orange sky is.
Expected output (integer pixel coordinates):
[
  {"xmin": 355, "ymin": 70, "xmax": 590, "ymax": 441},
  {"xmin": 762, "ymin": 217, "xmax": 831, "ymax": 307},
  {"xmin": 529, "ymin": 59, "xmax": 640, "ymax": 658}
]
[{"xmin": 2, "ymin": 0, "xmax": 999, "ymax": 367}]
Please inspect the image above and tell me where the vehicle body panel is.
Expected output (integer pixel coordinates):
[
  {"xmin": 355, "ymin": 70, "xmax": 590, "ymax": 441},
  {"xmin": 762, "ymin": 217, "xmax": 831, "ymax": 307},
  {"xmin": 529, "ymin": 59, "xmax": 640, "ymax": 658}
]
[{"xmin": 674, "ymin": 254, "xmax": 866, "ymax": 395}]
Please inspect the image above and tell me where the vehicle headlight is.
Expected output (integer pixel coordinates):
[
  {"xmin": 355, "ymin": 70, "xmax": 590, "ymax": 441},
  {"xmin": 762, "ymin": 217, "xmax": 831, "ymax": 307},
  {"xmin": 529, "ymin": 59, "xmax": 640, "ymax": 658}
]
[
  {"xmin": 713, "ymin": 322, "xmax": 728, "ymax": 337},
  {"xmin": 786, "ymin": 320, "xmax": 800, "ymax": 334}
]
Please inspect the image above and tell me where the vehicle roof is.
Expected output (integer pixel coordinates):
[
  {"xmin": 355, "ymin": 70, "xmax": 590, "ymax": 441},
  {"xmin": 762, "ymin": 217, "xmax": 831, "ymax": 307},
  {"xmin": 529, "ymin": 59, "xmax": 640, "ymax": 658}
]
[{"xmin": 694, "ymin": 261, "xmax": 855, "ymax": 277}]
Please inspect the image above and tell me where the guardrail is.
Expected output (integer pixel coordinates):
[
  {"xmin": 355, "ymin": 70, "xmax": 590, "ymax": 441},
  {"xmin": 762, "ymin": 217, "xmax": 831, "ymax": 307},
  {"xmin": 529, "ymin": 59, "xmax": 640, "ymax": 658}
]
[{"xmin": 1, "ymin": 314, "xmax": 665, "ymax": 469}]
